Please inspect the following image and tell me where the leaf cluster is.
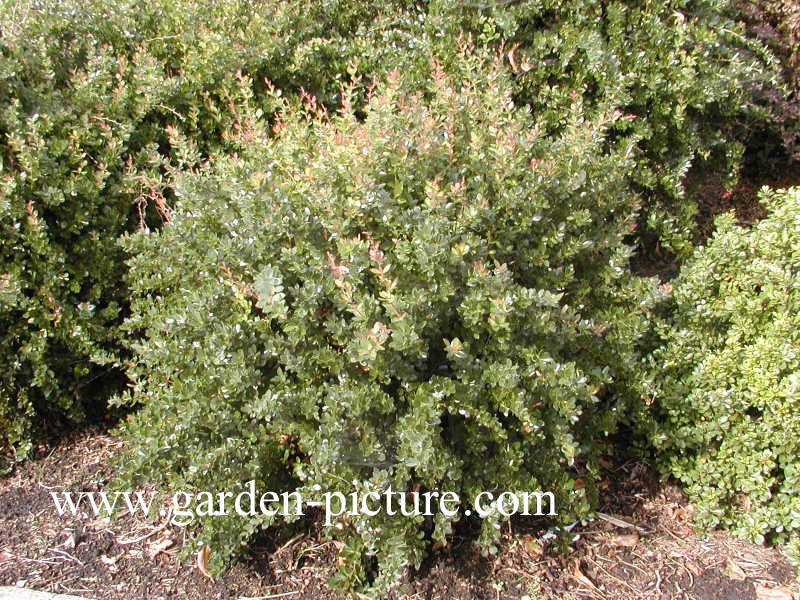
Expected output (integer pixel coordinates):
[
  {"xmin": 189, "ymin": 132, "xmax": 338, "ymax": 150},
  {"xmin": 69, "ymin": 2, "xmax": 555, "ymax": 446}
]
[{"xmin": 650, "ymin": 186, "xmax": 800, "ymax": 558}]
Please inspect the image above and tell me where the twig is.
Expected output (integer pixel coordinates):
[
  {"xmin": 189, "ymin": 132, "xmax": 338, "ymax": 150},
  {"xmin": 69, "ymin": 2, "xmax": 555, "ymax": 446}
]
[
  {"xmin": 596, "ymin": 512, "xmax": 647, "ymax": 533},
  {"xmin": 118, "ymin": 509, "xmax": 172, "ymax": 545},
  {"xmin": 660, "ymin": 525, "xmax": 688, "ymax": 543},
  {"xmin": 48, "ymin": 547, "xmax": 84, "ymax": 566},
  {"xmin": 584, "ymin": 556, "xmax": 639, "ymax": 595},
  {"xmin": 144, "ymin": 35, "xmax": 183, "ymax": 43},
  {"xmin": 12, "ymin": 554, "xmax": 63, "ymax": 566},
  {"xmin": 275, "ymin": 533, "xmax": 304, "ymax": 554},
  {"xmin": 56, "ymin": 582, "xmax": 92, "ymax": 594},
  {"xmin": 684, "ymin": 561, "xmax": 695, "ymax": 589},
  {"xmin": 610, "ymin": 557, "xmax": 650, "ymax": 577},
  {"xmin": 238, "ymin": 592, "xmax": 299, "ymax": 600}
]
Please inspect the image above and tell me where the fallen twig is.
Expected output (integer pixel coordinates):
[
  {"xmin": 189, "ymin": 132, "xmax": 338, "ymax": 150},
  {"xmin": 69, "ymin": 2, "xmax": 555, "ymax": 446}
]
[
  {"xmin": 596, "ymin": 512, "xmax": 647, "ymax": 533},
  {"xmin": 118, "ymin": 509, "xmax": 172, "ymax": 545},
  {"xmin": 238, "ymin": 592, "xmax": 299, "ymax": 600}
]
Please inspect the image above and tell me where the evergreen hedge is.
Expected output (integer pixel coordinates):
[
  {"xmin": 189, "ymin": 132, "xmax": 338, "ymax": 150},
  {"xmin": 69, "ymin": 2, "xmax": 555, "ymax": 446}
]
[
  {"xmin": 0, "ymin": 0, "xmax": 774, "ymax": 465},
  {"xmin": 1, "ymin": 0, "xmax": 793, "ymax": 592},
  {"xmin": 445, "ymin": 0, "xmax": 773, "ymax": 255}
]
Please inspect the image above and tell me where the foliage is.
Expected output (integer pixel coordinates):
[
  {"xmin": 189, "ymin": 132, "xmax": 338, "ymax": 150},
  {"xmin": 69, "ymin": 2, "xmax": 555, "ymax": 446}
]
[
  {"xmin": 0, "ymin": 0, "xmax": 775, "ymax": 467},
  {"xmin": 0, "ymin": 0, "xmax": 425, "ymax": 464},
  {"xmin": 115, "ymin": 55, "xmax": 658, "ymax": 595},
  {"xmin": 0, "ymin": 0, "xmax": 789, "ymax": 591},
  {"xmin": 650, "ymin": 186, "xmax": 800, "ymax": 557},
  {"xmin": 442, "ymin": 0, "xmax": 774, "ymax": 255}
]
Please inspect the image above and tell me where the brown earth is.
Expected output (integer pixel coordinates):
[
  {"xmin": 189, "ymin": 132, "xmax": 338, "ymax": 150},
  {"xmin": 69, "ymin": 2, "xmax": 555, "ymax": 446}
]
[{"xmin": 1, "ymin": 427, "xmax": 798, "ymax": 600}]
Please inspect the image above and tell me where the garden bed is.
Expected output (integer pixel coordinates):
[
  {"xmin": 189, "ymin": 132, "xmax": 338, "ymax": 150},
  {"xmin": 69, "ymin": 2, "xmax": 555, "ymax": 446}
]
[{"xmin": 1, "ymin": 427, "xmax": 797, "ymax": 600}]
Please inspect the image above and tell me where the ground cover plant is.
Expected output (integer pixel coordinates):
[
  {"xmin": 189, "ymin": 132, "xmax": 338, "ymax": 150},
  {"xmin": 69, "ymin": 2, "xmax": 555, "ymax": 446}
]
[{"xmin": 650, "ymin": 186, "xmax": 800, "ymax": 563}]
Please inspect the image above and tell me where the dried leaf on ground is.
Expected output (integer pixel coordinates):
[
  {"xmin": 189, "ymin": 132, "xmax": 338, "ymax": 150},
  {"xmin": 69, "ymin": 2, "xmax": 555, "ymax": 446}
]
[
  {"xmin": 611, "ymin": 532, "xmax": 639, "ymax": 548},
  {"xmin": 196, "ymin": 545, "xmax": 213, "ymax": 581}
]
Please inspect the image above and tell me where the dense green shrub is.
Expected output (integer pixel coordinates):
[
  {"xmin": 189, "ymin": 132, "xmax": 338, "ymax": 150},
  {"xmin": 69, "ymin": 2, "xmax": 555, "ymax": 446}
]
[
  {"xmin": 650, "ymin": 186, "xmax": 800, "ymax": 558},
  {"xmin": 115, "ymin": 54, "xmax": 658, "ymax": 595},
  {"xmin": 444, "ymin": 0, "xmax": 774, "ymax": 255},
  {"xmin": 0, "ymin": 0, "xmax": 428, "ymax": 464}
]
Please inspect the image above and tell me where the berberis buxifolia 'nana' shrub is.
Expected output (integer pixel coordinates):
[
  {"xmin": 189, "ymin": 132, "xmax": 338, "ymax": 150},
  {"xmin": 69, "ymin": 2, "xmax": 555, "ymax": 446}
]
[
  {"xmin": 0, "ymin": 0, "xmax": 426, "ymax": 464},
  {"xmin": 651, "ymin": 186, "xmax": 800, "ymax": 560},
  {"xmin": 115, "ymin": 54, "xmax": 658, "ymax": 595}
]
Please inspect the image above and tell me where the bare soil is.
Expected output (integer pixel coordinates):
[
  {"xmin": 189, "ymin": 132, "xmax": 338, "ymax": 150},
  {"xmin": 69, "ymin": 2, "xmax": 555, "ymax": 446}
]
[{"xmin": 1, "ymin": 427, "xmax": 798, "ymax": 600}]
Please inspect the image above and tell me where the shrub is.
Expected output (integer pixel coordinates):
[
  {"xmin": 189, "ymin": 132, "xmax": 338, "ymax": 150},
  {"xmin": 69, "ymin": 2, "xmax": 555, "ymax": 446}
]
[
  {"xmin": 650, "ymin": 186, "xmax": 800, "ymax": 557},
  {"xmin": 737, "ymin": 0, "xmax": 800, "ymax": 162},
  {"xmin": 0, "ymin": 0, "xmax": 426, "ymax": 465},
  {"xmin": 115, "ymin": 52, "xmax": 657, "ymax": 595},
  {"xmin": 443, "ymin": 0, "xmax": 774, "ymax": 255}
]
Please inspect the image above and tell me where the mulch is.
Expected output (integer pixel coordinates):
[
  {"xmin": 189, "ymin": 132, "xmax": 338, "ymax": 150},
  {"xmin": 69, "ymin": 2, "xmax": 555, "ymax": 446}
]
[{"xmin": 1, "ymin": 426, "xmax": 798, "ymax": 600}]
